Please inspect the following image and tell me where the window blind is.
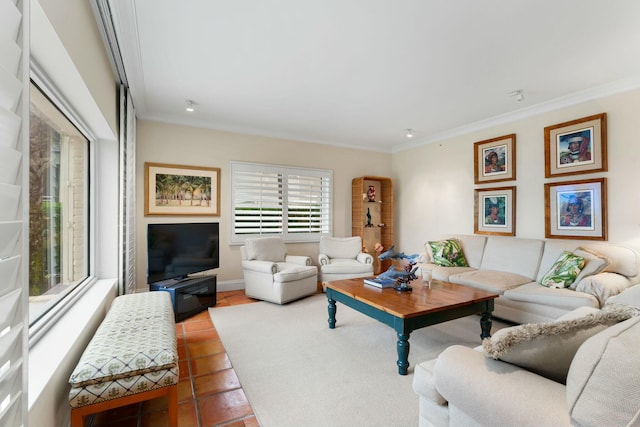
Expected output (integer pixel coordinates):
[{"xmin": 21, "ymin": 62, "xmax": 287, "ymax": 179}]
[
  {"xmin": 0, "ymin": 0, "xmax": 28, "ymax": 425},
  {"xmin": 231, "ymin": 162, "xmax": 332, "ymax": 243},
  {"xmin": 118, "ymin": 85, "xmax": 136, "ymax": 295}
]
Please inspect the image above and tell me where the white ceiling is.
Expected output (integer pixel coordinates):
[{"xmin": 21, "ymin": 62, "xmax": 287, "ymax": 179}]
[{"xmin": 108, "ymin": 0, "xmax": 640, "ymax": 152}]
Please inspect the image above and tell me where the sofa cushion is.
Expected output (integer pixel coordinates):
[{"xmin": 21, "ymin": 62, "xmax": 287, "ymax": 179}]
[
  {"xmin": 246, "ymin": 237, "xmax": 287, "ymax": 262},
  {"xmin": 605, "ymin": 284, "xmax": 640, "ymax": 309},
  {"xmin": 320, "ymin": 259, "xmax": 373, "ymax": 275},
  {"xmin": 503, "ymin": 282, "xmax": 599, "ymax": 310},
  {"xmin": 571, "ymin": 247, "xmax": 609, "ymax": 289},
  {"xmin": 428, "ymin": 239, "xmax": 468, "ymax": 267},
  {"xmin": 423, "ymin": 263, "xmax": 476, "ymax": 281},
  {"xmin": 567, "ymin": 316, "xmax": 640, "ymax": 426},
  {"xmin": 540, "ymin": 251, "xmax": 585, "ymax": 288},
  {"xmin": 449, "ymin": 270, "xmax": 533, "ymax": 294},
  {"xmin": 480, "ymin": 237, "xmax": 544, "ymax": 280},
  {"xmin": 482, "ymin": 305, "xmax": 634, "ymax": 383},
  {"xmin": 274, "ymin": 264, "xmax": 317, "ymax": 282}
]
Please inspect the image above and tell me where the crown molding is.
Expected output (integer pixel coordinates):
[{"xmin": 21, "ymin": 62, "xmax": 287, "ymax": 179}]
[{"xmin": 393, "ymin": 74, "xmax": 640, "ymax": 153}]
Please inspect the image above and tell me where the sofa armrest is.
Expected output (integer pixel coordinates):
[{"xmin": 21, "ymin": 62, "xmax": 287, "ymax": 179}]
[
  {"xmin": 318, "ymin": 254, "xmax": 330, "ymax": 266},
  {"xmin": 242, "ymin": 260, "xmax": 277, "ymax": 274},
  {"xmin": 434, "ymin": 345, "xmax": 570, "ymax": 427},
  {"xmin": 356, "ymin": 252, "xmax": 373, "ymax": 264},
  {"xmin": 285, "ymin": 255, "xmax": 312, "ymax": 266},
  {"xmin": 575, "ymin": 272, "xmax": 632, "ymax": 306}
]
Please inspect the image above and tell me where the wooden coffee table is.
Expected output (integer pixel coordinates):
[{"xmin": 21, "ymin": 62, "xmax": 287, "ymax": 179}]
[{"xmin": 324, "ymin": 278, "xmax": 499, "ymax": 375}]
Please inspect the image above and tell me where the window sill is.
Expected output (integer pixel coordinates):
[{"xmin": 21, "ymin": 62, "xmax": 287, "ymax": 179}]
[{"xmin": 28, "ymin": 279, "xmax": 117, "ymax": 427}]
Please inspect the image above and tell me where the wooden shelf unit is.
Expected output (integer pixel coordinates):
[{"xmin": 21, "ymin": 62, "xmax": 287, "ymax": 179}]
[{"xmin": 352, "ymin": 176, "xmax": 393, "ymax": 274}]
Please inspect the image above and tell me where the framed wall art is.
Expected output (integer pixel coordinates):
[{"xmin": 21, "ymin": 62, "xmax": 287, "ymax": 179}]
[
  {"xmin": 544, "ymin": 178, "xmax": 607, "ymax": 240},
  {"xmin": 145, "ymin": 162, "xmax": 221, "ymax": 216},
  {"xmin": 474, "ymin": 134, "xmax": 516, "ymax": 184},
  {"xmin": 474, "ymin": 186, "xmax": 516, "ymax": 236},
  {"xmin": 544, "ymin": 113, "xmax": 607, "ymax": 178}
]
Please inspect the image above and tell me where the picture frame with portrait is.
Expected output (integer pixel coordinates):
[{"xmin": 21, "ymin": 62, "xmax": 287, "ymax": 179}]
[
  {"xmin": 544, "ymin": 113, "xmax": 607, "ymax": 178},
  {"xmin": 474, "ymin": 134, "xmax": 516, "ymax": 184},
  {"xmin": 474, "ymin": 186, "xmax": 516, "ymax": 236},
  {"xmin": 544, "ymin": 178, "xmax": 607, "ymax": 240}
]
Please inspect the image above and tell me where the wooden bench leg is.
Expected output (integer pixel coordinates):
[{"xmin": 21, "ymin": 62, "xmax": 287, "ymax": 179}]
[
  {"xmin": 70, "ymin": 408, "xmax": 86, "ymax": 427},
  {"xmin": 168, "ymin": 384, "xmax": 178, "ymax": 427}
]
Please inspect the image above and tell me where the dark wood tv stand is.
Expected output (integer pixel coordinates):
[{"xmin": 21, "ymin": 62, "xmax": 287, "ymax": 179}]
[{"xmin": 150, "ymin": 275, "xmax": 217, "ymax": 321}]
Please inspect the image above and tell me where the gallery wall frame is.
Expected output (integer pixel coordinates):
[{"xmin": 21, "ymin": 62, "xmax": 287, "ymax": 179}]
[
  {"xmin": 544, "ymin": 178, "xmax": 607, "ymax": 240},
  {"xmin": 145, "ymin": 162, "xmax": 221, "ymax": 216},
  {"xmin": 474, "ymin": 133, "xmax": 516, "ymax": 184},
  {"xmin": 544, "ymin": 113, "xmax": 607, "ymax": 178},
  {"xmin": 474, "ymin": 186, "xmax": 516, "ymax": 236}
]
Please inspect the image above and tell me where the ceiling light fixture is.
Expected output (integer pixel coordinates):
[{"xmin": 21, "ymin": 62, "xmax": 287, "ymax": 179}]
[
  {"xmin": 405, "ymin": 129, "xmax": 414, "ymax": 139},
  {"xmin": 508, "ymin": 90, "xmax": 524, "ymax": 102},
  {"xmin": 185, "ymin": 100, "xmax": 195, "ymax": 112}
]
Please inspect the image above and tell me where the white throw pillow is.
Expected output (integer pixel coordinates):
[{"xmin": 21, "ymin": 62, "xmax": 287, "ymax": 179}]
[
  {"xmin": 575, "ymin": 272, "xmax": 632, "ymax": 306},
  {"xmin": 571, "ymin": 247, "xmax": 609, "ymax": 289},
  {"xmin": 482, "ymin": 305, "xmax": 635, "ymax": 383}
]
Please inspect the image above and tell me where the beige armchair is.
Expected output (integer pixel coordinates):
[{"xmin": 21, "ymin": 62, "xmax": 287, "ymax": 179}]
[
  {"xmin": 318, "ymin": 236, "xmax": 374, "ymax": 289},
  {"xmin": 240, "ymin": 237, "xmax": 317, "ymax": 304}
]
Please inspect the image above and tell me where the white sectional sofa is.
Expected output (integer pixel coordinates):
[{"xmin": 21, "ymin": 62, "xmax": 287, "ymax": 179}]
[
  {"xmin": 420, "ymin": 235, "xmax": 640, "ymax": 324},
  {"xmin": 412, "ymin": 286, "xmax": 640, "ymax": 427}
]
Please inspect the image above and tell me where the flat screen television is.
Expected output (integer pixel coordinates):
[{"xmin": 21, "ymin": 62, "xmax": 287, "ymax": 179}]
[{"xmin": 147, "ymin": 222, "xmax": 219, "ymax": 284}]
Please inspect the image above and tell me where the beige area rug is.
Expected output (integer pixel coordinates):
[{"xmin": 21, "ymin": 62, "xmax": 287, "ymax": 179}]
[{"xmin": 209, "ymin": 293, "xmax": 507, "ymax": 427}]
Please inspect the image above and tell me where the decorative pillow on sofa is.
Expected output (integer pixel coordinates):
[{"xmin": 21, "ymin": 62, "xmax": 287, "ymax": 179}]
[
  {"xmin": 428, "ymin": 239, "xmax": 468, "ymax": 267},
  {"xmin": 540, "ymin": 251, "xmax": 585, "ymax": 288},
  {"xmin": 571, "ymin": 247, "xmax": 610, "ymax": 289},
  {"xmin": 482, "ymin": 305, "xmax": 635, "ymax": 383}
]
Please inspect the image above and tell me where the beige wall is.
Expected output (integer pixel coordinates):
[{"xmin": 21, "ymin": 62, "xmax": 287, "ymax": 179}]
[
  {"xmin": 393, "ymin": 88, "xmax": 640, "ymax": 255},
  {"xmin": 37, "ymin": 0, "xmax": 118, "ymax": 134},
  {"xmin": 136, "ymin": 120, "xmax": 392, "ymax": 289}
]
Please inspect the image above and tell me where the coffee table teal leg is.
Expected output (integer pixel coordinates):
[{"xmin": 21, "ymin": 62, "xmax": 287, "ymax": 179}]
[
  {"xmin": 328, "ymin": 296, "xmax": 336, "ymax": 329},
  {"xmin": 480, "ymin": 311, "xmax": 492, "ymax": 339},
  {"xmin": 397, "ymin": 332, "xmax": 410, "ymax": 375}
]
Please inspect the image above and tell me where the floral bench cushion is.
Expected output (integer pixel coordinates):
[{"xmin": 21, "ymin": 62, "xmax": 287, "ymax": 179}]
[
  {"xmin": 69, "ymin": 292, "xmax": 178, "ymax": 389},
  {"xmin": 69, "ymin": 365, "xmax": 178, "ymax": 408}
]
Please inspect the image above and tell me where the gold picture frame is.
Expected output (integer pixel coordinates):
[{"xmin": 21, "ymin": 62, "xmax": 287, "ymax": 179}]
[
  {"xmin": 544, "ymin": 113, "xmax": 607, "ymax": 178},
  {"xmin": 474, "ymin": 134, "xmax": 516, "ymax": 184},
  {"xmin": 544, "ymin": 178, "xmax": 607, "ymax": 240},
  {"xmin": 474, "ymin": 186, "xmax": 516, "ymax": 236},
  {"xmin": 144, "ymin": 162, "xmax": 221, "ymax": 216}
]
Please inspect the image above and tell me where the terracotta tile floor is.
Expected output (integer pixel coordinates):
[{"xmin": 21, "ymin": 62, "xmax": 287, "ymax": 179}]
[{"xmin": 89, "ymin": 290, "xmax": 260, "ymax": 427}]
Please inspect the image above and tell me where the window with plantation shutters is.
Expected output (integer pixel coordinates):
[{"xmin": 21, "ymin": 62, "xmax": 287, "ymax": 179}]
[
  {"xmin": 231, "ymin": 162, "xmax": 332, "ymax": 243},
  {"xmin": 0, "ymin": 0, "xmax": 28, "ymax": 425}
]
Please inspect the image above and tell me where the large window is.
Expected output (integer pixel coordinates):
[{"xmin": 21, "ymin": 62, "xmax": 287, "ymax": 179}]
[
  {"xmin": 231, "ymin": 161, "xmax": 332, "ymax": 243},
  {"xmin": 28, "ymin": 82, "xmax": 90, "ymax": 325}
]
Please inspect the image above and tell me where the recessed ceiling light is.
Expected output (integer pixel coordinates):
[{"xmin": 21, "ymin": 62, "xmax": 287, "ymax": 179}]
[
  {"xmin": 405, "ymin": 129, "xmax": 414, "ymax": 138},
  {"xmin": 508, "ymin": 90, "xmax": 524, "ymax": 102},
  {"xmin": 185, "ymin": 100, "xmax": 195, "ymax": 112}
]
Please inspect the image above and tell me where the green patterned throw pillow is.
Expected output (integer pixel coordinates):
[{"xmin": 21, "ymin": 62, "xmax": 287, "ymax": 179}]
[
  {"xmin": 540, "ymin": 251, "xmax": 585, "ymax": 288},
  {"xmin": 428, "ymin": 239, "xmax": 469, "ymax": 267}
]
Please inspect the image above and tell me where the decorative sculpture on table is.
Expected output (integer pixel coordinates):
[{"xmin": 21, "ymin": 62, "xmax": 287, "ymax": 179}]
[
  {"xmin": 376, "ymin": 245, "xmax": 419, "ymax": 292},
  {"xmin": 365, "ymin": 207, "xmax": 374, "ymax": 227}
]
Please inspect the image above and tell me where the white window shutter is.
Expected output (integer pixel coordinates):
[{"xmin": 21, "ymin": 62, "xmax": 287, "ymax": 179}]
[{"xmin": 0, "ymin": 0, "xmax": 28, "ymax": 426}]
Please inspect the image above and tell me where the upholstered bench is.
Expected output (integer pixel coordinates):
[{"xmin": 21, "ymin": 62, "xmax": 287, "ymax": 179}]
[{"xmin": 68, "ymin": 292, "xmax": 178, "ymax": 427}]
